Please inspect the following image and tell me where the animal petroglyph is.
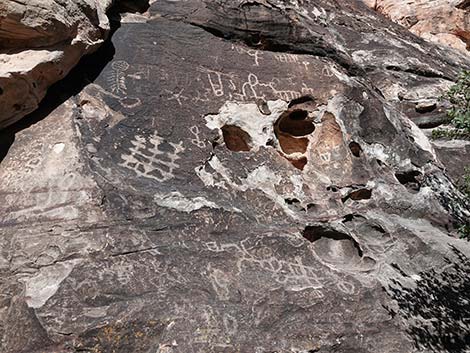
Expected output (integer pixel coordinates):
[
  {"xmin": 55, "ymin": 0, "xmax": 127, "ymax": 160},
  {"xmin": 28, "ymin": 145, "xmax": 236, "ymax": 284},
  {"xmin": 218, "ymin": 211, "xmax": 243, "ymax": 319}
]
[
  {"xmin": 108, "ymin": 60, "xmax": 130, "ymax": 95},
  {"xmin": 119, "ymin": 131, "xmax": 184, "ymax": 182}
]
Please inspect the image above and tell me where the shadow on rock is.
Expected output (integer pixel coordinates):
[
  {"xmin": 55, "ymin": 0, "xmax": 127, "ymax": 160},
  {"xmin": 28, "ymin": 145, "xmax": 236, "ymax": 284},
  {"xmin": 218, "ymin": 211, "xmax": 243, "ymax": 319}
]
[
  {"xmin": 0, "ymin": 1, "xmax": 152, "ymax": 163},
  {"xmin": 385, "ymin": 245, "xmax": 470, "ymax": 352}
]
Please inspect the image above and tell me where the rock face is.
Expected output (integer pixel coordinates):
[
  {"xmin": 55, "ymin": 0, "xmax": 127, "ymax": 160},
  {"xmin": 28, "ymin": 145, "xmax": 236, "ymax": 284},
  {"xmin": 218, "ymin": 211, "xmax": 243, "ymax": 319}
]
[
  {"xmin": 0, "ymin": 0, "xmax": 113, "ymax": 129},
  {"xmin": 364, "ymin": 0, "xmax": 470, "ymax": 53},
  {"xmin": 0, "ymin": 1, "xmax": 470, "ymax": 352}
]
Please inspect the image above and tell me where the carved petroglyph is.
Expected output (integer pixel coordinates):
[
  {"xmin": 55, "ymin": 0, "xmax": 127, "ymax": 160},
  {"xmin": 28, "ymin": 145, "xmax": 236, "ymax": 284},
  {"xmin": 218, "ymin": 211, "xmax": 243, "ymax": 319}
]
[
  {"xmin": 208, "ymin": 264, "xmax": 231, "ymax": 300},
  {"xmin": 4, "ymin": 173, "xmax": 87, "ymax": 222},
  {"xmin": 275, "ymin": 53, "xmax": 299, "ymax": 64},
  {"xmin": 108, "ymin": 60, "xmax": 130, "ymax": 95},
  {"xmin": 197, "ymin": 67, "xmax": 235, "ymax": 97},
  {"xmin": 165, "ymin": 88, "xmax": 189, "ymax": 106},
  {"xmin": 81, "ymin": 83, "xmax": 142, "ymax": 114},
  {"xmin": 239, "ymin": 73, "xmax": 265, "ymax": 100},
  {"xmin": 322, "ymin": 66, "xmax": 335, "ymax": 77},
  {"xmin": 336, "ymin": 280, "xmax": 356, "ymax": 295},
  {"xmin": 153, "ymin": 191, "xmax": 241, "ymax": 213},
  {"xmin": 205, "ymin": 238, "xmax": 356, "ymax": 299},
  {"xmin": 190, "ymin": 125, "xmax": 206, "ymax": 148},
  {"xmin": 194, "ymin": 306, "xmax": 238, "ymax": 346},
  {"xmin": 196, "ymin": 68, "xmax": 316, "ymax": 103},
  {"xmin": 205, "ymin": 238, "xmax": 356, "ymax": 295},
  {"xmin": 223, "ymin": 313, "xmax": 238, "ymax": 337},
  {"xmin": 86, "ymin": 256, "xmax": 190, "ymax": 301},
  {"xmin": 232, "ymin": 45, "xmax": 263, "ymax": 66},
  {"xmin": 127, "ymin": 64, "xmax": 150, "ymax": 81},
  {"xmin": 103, "ymin": 60, "xmax": 147, "ymax": 108},
  {"xmin": 237, "ymin": 74, "xmax": 304, "ymax": 101},
  {"xmin": 119, "ymin": 131, "xmax": 184, "ymax": 182}
]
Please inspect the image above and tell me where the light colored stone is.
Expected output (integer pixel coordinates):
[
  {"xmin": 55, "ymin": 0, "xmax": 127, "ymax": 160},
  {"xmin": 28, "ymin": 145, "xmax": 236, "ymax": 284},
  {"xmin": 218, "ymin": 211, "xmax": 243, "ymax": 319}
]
[
  {"xmin": 363, "ymin": 0, "xmax": 470, "ymax": 53},
  {"xmin": 0, "ymin": 0, "xmax": 114, "ymax": 129}
]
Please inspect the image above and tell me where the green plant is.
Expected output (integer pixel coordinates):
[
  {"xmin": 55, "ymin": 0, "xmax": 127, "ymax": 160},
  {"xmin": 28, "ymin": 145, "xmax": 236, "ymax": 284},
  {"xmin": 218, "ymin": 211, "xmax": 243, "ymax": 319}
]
[
  {"xmin": 442, "ymin": 70, "xmax": 470, "ymax": 135},
  {"xmin": 460, "ymin": 166, "xmax": 470, "ymax": 196},
  {"xmin": 431, "ymin": 128, "xmax": 470, "ymax": 140},
  {"xmin": 458, "ymin": 224, "xmax": 470, "ymax": 239}
]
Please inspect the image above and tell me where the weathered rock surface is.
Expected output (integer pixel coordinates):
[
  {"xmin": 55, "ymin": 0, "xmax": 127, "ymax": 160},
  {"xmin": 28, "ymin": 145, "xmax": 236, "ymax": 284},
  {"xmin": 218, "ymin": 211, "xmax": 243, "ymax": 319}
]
[
  {"xmin": 0, "ymin": 0, "xmax": 113, "ymax": 129},
  {"xmin": 364, "ymin": 0, "xmax": 470, "ymax": 53},
  {"xmin": 0, "ymin": 1, "xmax": 470, "ymax": 352}
]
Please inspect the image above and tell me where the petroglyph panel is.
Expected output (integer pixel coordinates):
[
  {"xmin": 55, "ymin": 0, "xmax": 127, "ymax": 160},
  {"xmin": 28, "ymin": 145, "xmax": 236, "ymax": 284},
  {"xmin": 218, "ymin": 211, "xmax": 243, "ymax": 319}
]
[
  {"xmin": 194, "ymin": 70, "xmax": 318, "ymax": 103},
  {"xmin": 119, "ymin": 131, "xmax": 185, "ymax": 182},
  {"xmin": 205, "ymin": 237, "xmax": 357, "ymax": 296}
]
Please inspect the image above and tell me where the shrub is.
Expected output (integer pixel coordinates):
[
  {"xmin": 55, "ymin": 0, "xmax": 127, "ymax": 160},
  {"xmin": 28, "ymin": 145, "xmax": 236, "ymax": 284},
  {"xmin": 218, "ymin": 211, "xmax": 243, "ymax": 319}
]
[
  {"xmin": 460, "ymin": 167, "xmax": 470, "ymax": 195},
  {"xmin": 459, "ymin": 224, "xmax": 470, "ymax": 239},
  {"xmin": 441, "ymin": 70, "xmax": 470, "ymax": 134},
  {"xmin": 431, "ymin": 128, "xmax": 470, "ymax": 140}
]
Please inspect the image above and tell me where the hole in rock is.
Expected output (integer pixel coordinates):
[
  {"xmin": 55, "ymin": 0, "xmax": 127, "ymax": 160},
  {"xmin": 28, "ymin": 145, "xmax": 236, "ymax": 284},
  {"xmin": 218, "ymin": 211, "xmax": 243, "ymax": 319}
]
[
  {"xmin": 395, "ymin": 170, "xmax": 423, "ymax": 192},
  {"xmin": 391, "ymin": 263, "xmax": 409, "ymax": 277},
  {"xmin": 246, "ymin": 33, "xmax": 262, "ymax": 47},
  {"xmin": 376, "ymin": 159, "xmax": 385, "ymax": 167},
  {"xmin": 415, "ymin": 102, "xmax": 437, "ymax": 114},
  {"xmin": 302, "ymin": 225, "xmax": 363, "ymax": 264},
  {"xmin": 287, "ymin": 156, "xmax": 308, "ymax": 170},
  {"xmin": 113, "ymin": 0, "xmax": 151, "ymax": 13},
  {"xmin": 288, "ymin": 95, "xmax": 315, "ymax": 108},
  {"xmin": 349, "ymin": 141, "xmax": 362, "ymax": 157},
  {"xmin": 306, "ymin": 203, "xmax": 318, "ymax": 211},
  {"xmin": 342, "ymin": 214, "xmax": 366, "ymax": 222},
  {"xmin": 277, "ymin": 110, "xmax": 314, "ymax": 137},
  {"xmin": 278, "ymin": 135, "xmax": 309, "ymax": 155},
  {"xmin": 285, "ymin": 198, "xmax": 300, "ymax": 205},
  {"xmin": 0, "ymin": 87, "xmax": 3, "ymax": 95},
  {"xmin": 221, "ymin": 125, "xmax": 251, "ymax": 152},
  {"xmin": 342, "ymin": 188, "xmax": 372, "ymax": 203},
  {"xmin": 256, "ymin": 99, "xmax": 271, "ymax": 115},
  {"xmin": 285, "ymin": 198, "xmax": 306, "ymax": 212},
  {"xmin": 211, "ymin": 139, "xmax": 220, "ymax": 149}
]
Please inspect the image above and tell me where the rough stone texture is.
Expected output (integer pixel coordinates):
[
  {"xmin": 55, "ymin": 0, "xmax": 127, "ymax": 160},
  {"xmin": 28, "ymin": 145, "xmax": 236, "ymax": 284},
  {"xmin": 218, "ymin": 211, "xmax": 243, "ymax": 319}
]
[
  {"xmin": 0, "ymin": 0, "xmax": 114, "ymax": 129},
  {"xmin": 363, "ymin": 0, "xmax": 470, "ymax": 53},
  {"xmin": 0, "ymin": 1, "xmax": 470, "ymax": 352}
]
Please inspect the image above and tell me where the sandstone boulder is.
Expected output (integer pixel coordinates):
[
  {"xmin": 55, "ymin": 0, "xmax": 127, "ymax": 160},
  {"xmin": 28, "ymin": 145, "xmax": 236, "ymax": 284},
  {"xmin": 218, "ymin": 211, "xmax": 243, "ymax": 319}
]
[
  {"xmin": 0, "ymin": 1, "xmax": 470, "ymax": 352},
  {"xmin": 364, "ymin": 0, "xmax": 470, "ymax": 53},
  {"xmin": 0, "ymin": 0, "xmax": 113, "ymax": 129}
]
